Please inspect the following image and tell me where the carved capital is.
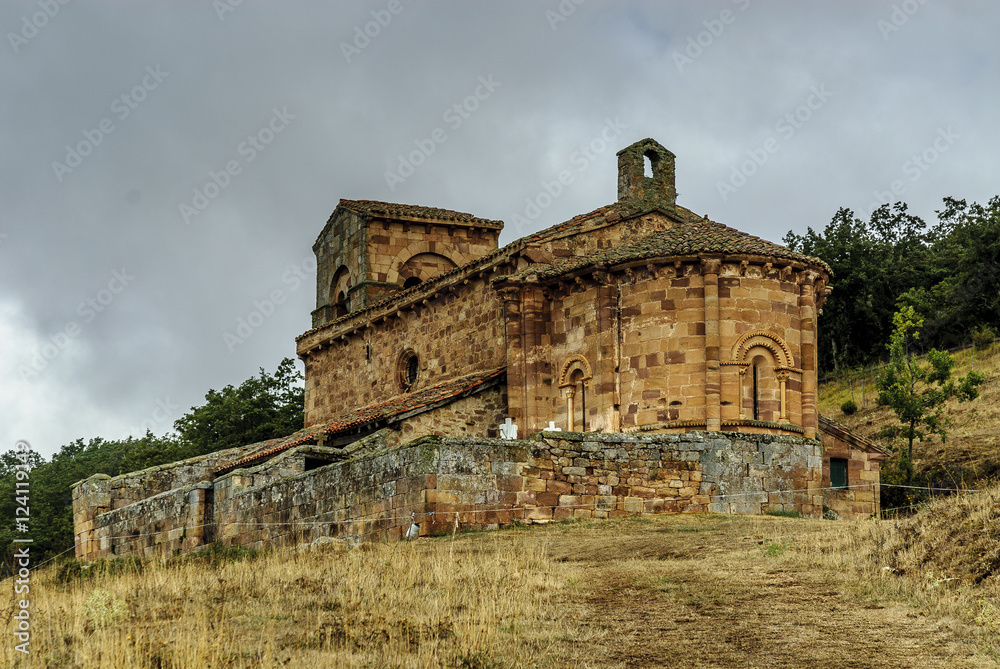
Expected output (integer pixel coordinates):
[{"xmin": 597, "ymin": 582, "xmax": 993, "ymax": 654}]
[{"xmin": 700, "ymin": 257, "xmax": 722, "ymax": 275}]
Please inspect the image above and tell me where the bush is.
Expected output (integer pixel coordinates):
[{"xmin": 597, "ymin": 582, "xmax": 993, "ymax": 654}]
[
  {"xmin": 841, "ymin": 399, "xmax": 858, "ymax": 415},
  {"xmin": 765, "ymin": 509, "xmax": 801, "ymax": 518},
  {"xmin": 166, "ymin": 542, "xmax": 262, "ymax": 569},
  {"xmin": 972, "ymin": 325, "xmax": 997, "ymax": 349}
]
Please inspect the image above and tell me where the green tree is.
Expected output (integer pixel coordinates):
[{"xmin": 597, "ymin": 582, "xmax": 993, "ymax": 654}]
[
  {"xmin": 174, "ymin": 357, "xmax": 304, "ymax": 456},
  {"xmin": 876, "ymin": 306, "xmax": 985, "ymax": 480},
  {"xmin": 784, "ymin": 202, "xmax": 930, "ymax": 372}
]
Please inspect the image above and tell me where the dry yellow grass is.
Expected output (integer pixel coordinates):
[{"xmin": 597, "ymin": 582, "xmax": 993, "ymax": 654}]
[
  {"xmin": 2, "ymin": 531, "xmax": 572, "ymax": 668},
  {"xmin": 6, "ymin": 498, "xmax": 1000, "ymax": 668}
]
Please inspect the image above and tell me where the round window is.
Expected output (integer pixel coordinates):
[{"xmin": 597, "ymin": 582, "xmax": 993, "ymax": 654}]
[{"xmin": 397, "ymin": 349, "xmax": 419, "ymax": 391}]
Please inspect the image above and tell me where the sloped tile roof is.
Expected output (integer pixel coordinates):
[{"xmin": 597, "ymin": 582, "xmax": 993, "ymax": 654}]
[
  {"xmin": 214, "ymin": 367, "xmax": 506, "ymax": 475},
  {"xmin": 499, "ymin": 214, "xmax": 831, "ymax": 281},
  {"xmin": 338, "ymin": 199, "xmax": 504, "ymax": 229}
]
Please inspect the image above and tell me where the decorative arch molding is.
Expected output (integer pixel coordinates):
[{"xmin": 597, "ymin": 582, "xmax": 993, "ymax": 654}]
[
  {"xmin": 730, "ymin": 330, "xmax": 793, "ymax": 368},
  {"xmin": 330, "ymin": 265, "xmax": 352, "ymax": 316},
  {"xmin": 557, "ymin": 354, "xmax": 593, "ymax": 388},
  {"xmin": 385, "ymin": 244, "xmax": 462, "ymax": 285}
]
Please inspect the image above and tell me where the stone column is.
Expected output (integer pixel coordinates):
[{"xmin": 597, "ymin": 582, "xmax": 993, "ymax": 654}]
[
  {"xmin": 521, "ymin": 286, "xmax": 546, "ymax": 433},
  {"xmin": 498, "ymin": 286, "xmax": 525, "ymax": 427},
  {"xmin": 701, "ymin": 258, "xmax": 722, "ymax": 431},
  {"xmin": 799, "ymin": 272, "xmax": 818, "ymax": 439},
  {"xmin": 563, "ymin": 386, "xmax": 576, "ymax": 431},
  {"xmin": 776, "ymin": 370, "xmax": 789, "ymax": 421}
]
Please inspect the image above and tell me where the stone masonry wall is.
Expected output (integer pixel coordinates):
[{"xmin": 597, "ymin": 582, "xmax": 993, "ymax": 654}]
[
  {"xmin": 76, "ymin": 430, "xmax": 824, "ymax": 560},
  {"xmin": 521, "ymin": 256, "xmax": 810, "ymax": 436},
  {"xmin": 821, "ymin": 429, "xmax": 883, "ymax": 519},
  {"xmin": 301, "ymin": 278, "xmax": 505, "ymax": 426},
  {"xmin": 71, "ymin": 440, "xmax": 286, "ymax": 559}
]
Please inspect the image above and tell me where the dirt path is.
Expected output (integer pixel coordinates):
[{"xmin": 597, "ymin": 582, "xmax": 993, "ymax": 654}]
[{"xmin": 537, "ymin": 516, "xmax": 996, "ymax": 669}]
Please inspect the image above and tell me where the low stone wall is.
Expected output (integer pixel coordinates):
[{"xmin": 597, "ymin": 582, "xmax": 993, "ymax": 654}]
[
  {"xmin": 521, "ymin": 431, "xmax": 823, "ymax": 520},
  {"xmin": 71, "ymin": 438, "xmax": 293, "ymax": 546},
  {"xmin": 74, "ymin": 430, "xmax": 827, "ymax": 560}
]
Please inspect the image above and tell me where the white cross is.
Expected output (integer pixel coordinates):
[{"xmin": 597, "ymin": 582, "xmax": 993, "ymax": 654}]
[
  {"xmin": 499, "ymin": 417, "xmax": 518, "ymax": 440},
  {"xmin": 546, "ymin": 421, "xmax": 562, "ymax": 432}
]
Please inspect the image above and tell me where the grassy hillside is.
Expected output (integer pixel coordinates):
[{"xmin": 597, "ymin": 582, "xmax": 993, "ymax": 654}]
[
  {"xmin": 819, "ymin": 341, "xmax": 1000, "ymax": 485},
  {"xmin": 6, "ymin": 502, "xmax": 1000, "ymax": 668}
]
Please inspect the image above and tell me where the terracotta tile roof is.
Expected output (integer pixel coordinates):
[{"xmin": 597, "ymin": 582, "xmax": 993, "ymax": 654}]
[
  {"xmin": 499, "ymin": 214, "xmax": 831, "ymax": 281},
  {"xmin": 338, "ymin": 199, "xmax": 503, "ymax": 229},
  {"xmin": 214, "ymin": 367, "xmax": 506, "ymax": 475}
]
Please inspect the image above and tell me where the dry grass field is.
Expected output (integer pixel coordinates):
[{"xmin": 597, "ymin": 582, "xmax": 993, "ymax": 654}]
[{"xmin": 5, "ymin": 492, "xmax": 1000, "ymax": 668}]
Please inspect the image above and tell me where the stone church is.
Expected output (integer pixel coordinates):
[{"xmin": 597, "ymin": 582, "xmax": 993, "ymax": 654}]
[{"xmin": 73, "ymin": 139, "xmax": 885, "ymax": 560}]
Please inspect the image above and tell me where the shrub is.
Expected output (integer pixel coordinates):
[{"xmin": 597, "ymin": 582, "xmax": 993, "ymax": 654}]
[
  {"xmin": 83, "ymin": 590, "xmax": 128, "ymax": 628},
  {"xmin": 841, "ymin": 399, "xmax": 858, "ymax": 415},
  {"xmin": 166, "ymin": 542, "xmax": 261, "ymax": 569},
  {"xmin": 971, "ymin": 325, "xmax": 997, "ymax": 349},
  {"xmin": 765, "ymin": 509, "xmax": 801, "ymax": 518}
]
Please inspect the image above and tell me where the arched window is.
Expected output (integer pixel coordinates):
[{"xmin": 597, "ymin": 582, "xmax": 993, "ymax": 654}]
[
  {"xmin": 396, "ymin": 349, "xmax": 419, "ymax": 391},
  {"xmin": 751, "ymin": 355, "xmax": 766, "ymax": 420},
  {"xmin": 570, "ymin": 369, "xmax": 587, "ymax": 432},
  {"xmin": 558, "ymin": 355, "xmax": 593, "ymax": 432},
  {"xmin": 330, "ymin": 266, "xmax": 351, "ymax": 318},
  {"xmin": 333, "ymin": 290, "xmax": 348, "ymax": 318},
  {"xmin": 396, "ymin": 252, "xmax": 457, "ymax": 288},
  {"xmin": 643, "ymin": 150, "xmax": 657, "ymax": 178}
]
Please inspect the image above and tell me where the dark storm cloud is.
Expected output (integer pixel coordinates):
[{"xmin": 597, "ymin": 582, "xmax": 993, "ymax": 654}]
[{"xmin": 2, "ymin": 0, "xmax": 998, "ymax": 457}]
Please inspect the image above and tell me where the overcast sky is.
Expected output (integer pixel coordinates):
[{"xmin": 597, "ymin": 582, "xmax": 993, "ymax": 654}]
[{"xmin": 2, "ymin": 1, "xmax": 997, "ymax": 459}]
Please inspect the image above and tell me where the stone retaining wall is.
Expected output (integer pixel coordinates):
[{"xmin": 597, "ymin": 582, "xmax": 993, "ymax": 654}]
[{"xmin": 73, "ymin": 431, "xmax": 824, "ymax": 560}]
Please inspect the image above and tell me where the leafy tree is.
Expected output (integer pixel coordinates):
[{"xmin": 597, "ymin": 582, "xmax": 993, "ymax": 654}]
[
  {"xmin": 876, "ymin": 306, "xmax": 985, "ymax": 480},
  {"xmin": 784, "ymin": 203, "xmax": 931, "ymax": 372},
  {"xmin": 174, "ymin": 357, "xmax": 304, "ymax": 455},
  {"xmin": 916, "ymin": 196, "xmax": 1000, "ymax": 348}
]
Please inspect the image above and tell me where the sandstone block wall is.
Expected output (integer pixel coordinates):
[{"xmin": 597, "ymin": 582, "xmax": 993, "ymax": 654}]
[
  {"xmin": 75, "ymin": 430, "xmax": 826, "ymax": 560},
  {"xmin": 512, "ymin": 253, "xmax": 814, "ymax": 438},
  {"xmin": 300, "ymin": 278, "xmax": 505, "ymax": 426},
  {"xmin": 71, "ymin": 439, "xmax": 291, "ymax": 559},
  {"xmin": 820, "ymin": 428, "xmax": 883, "ymax": 518}
]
